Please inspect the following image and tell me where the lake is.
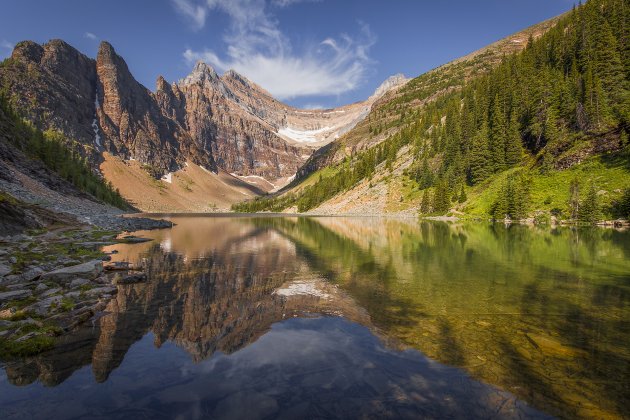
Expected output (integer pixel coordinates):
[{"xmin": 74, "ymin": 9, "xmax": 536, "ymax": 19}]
[{"xmin": 1, "ymin": 216, "xmax": 628, "ymax": 419}]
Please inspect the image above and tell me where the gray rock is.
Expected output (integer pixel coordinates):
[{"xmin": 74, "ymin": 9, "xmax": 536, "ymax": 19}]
[
  {"xmin": 21, "ymin": 267, "xmax": 45, "ymax": 282},
  {"xmin": 0, "ymin": 289, "xmax": 32, "ymax": 304},
  {"xmin": 9, "ymin": 256, "xmax": 17, "ymax": 264},
  {"xmin": 35, "ymin": 283, "xmax": 49, "ymax": 292},
  {"xmin": 41, "ymin": 260, "xmax": 103, "ymax": 284},
  {"xmin": 0, "ymin": 263, "xmax": 11, "ymax": 276},
  {"xmin": 113, "ymin": 272, "xmax": 147, "ymax": 285},
  {"xmin": 40, "ymin": 288, "xmax": 61, "ymax": 298},
  {"xmin": 25, "ymin": 295, "xmax": 63, "ymax": 316},
  {"xmin": 69, "ymin": 278, "xmax": 90, "ymax": 289},
  {"xmin": 90, "ymin": 286, "xmax": 117, "ymax": 296}
]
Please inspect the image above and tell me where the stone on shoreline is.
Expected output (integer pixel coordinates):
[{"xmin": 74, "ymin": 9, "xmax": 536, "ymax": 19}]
[
  {"xmin": 0, "ymin": 289, "xmax": 32, "ymax": 304},
  {"xmin": 41, "ymin": 260, "xmax": 103, "ymax": 284},
  {"xmin": 113, "ymin": 272, "xmax": 147, "ymax": 285},
  {"xmin": 0, "ymin": 263, "xmax": 11, "ymax": 276}
]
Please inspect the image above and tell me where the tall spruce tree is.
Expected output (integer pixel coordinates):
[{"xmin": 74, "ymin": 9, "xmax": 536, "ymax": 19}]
[
  {"xmin": 490, "ymin": 96, "xmax": 507, "ymax": 172},
  {"xmin": 469, "ymin": 120, "xmax": 491, "ymax": 185},
  {"xmin": 579, "ymin": 182, "xmax": 601, "ymax": 224},
  {"xmin": 505, "ymin": 112, "xmax": 524, "ymax": 166}
]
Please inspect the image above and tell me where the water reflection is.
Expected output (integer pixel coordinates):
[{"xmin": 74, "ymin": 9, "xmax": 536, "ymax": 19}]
[{"xmin": 1, "ymin": 216, "xmax": 628, "ymax": 419}]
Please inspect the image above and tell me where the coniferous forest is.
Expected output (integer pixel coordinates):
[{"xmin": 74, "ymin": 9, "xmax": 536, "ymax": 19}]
[
  {"xmin": 234, "ymin": 0, "xmax": 630, "ymax": 222},
  {"xmin": 0, "ymin": 93, "xmax": 127, "ymax": 209}
]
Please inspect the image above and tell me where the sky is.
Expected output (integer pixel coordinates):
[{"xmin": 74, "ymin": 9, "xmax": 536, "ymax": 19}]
[{"xmin": 0, "ymin": 0, "xmax": 574, "ymax": 109}]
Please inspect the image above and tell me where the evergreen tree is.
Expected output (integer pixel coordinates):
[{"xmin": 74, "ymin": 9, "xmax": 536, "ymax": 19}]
[
  {"xmin": 490, "ymin": 96, "xmax": 507, "ymax": 171},
  {"xmin": 505, "ymin": 112, "xmax": 524, "ymax": 166},
  {"xmin": 579, "ymin": 182, "xmax": 601, "ymax": 224},
  {"xmin": 458, "ymin": 186, "xmax": 467, "ymax": 203},
  {"xmin": 468, "ymin": 120, "xmax": 491, "ymax": 185},
  {"xmin": 433, "ymin": 180, "xmax": 451, "ymax": 213},
  {"xmin": 420, "ymin": 189, "xmax": 432, "ymax": 214},
  {"xmin": 568, "ymin": 178, "xmax": 581, "ymax": 220},
  {"xmin": 491, "ymin": 183, "xmax": 509, "ymax": 220}
]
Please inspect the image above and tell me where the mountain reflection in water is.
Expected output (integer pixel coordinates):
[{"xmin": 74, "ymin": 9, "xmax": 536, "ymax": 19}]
[{"xmin": 1, "ymin": 216, "xmax": 628, "ymax": 419}]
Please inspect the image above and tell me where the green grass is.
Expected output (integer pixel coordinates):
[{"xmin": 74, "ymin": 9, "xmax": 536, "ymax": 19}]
[
  {"xmin": 463, "ymin": 154, "xmax": 630, "ymax": 219},
  {"xmin": 0, "ymin": 335, "xmax": 55, "ymax": 358}
]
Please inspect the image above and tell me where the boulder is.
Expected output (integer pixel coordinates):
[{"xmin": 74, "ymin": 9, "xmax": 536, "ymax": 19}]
[{"xmin": 41, "ymin": 260, "xmax": 103, "ymax": 284}]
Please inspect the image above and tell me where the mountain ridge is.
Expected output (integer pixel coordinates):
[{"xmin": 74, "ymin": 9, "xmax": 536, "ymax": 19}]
[{"xmin": 0, "ymin": 39, "xmax": 407, "ymax": 210}]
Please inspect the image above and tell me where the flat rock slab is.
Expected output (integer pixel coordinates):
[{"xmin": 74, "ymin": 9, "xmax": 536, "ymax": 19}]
[
  {"xmin": 0, "ymin": 263, "xmax": 11, "ymax": 276},
  {"xmin": 0, "ymin": 289, "xmax": 33, "ymax": 304},
  {"xmin": 116, "ymin": 236, "xmax": 153, "ymax": 244},
  {"xmin": 25, "ymin": 295, "xmax": 63, "ymax": 316},
  {"xmin": 113, "ymin": 272, "xmax": 147, "ymax": 285},
  {"xmin": 41, "ymin": 260, "xmax": 103, "ymax": 284}
]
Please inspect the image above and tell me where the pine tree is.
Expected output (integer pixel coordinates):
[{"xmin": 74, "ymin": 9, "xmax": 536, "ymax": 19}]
[
  {"xmin": 579, "ymin": 182, "xmax": 601, "ymax": 224},
  {"xmin": 505, "ymin": 112, "xmax": 524, "ymax": 166},
  {"xmin": 458, "ymin": 186, "xmax": 467, "ymax": 203},
  {"xmin": 469, "ymin": 120, "xmax": 491, "ymax": 185},
  {"xmin": 568, "ymin": 178, "xmax": 581, "ymax": 220},
  {"xmin": 420, "ymin": 189, "xmax": 431, "ymax": 214},
  {"xmin": 490, "ymin": 96, "xmax": 507, "ymax": 172},
  {"xmin": 433, "ymin": 180, "xmax": 451, "ymax": 213},
  {"xmin": 491, "ymin": 183, "xmax": 509, "ymax": 220}
]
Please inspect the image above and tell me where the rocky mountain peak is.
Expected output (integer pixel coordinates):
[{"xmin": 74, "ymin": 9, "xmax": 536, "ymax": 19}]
[
  {"xmin": 11, "ymin": 40, "xmax": 44, "ymax": 63},
  {"xmin": 96, "ymin": 41, "xmax": 117, "ymax": 64},
  {"xmin": 156, "ymin": 75, "xmax": 169, "ymax": 92},
  {"xmin": 222, "ymin": 69, "xmax": 249, "ymax": 86},
  {"xmin": 370, "ymin": 73, "xmax": 409, "ymax": 99},
  {"xmin": 179, "ymin": 60, "xmax": 220, "ymax": 86}
]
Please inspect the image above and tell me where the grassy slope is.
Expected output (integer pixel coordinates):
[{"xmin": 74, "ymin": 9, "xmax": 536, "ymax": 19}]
[{"xmin": 463, "ymin": 153, "xmax": 630, "ymax": 218}]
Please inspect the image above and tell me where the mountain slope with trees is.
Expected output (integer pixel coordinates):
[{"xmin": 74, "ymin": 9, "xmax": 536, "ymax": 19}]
[{"xmin": 235, "ymin": 0, "xmax": 630, "ymax": 223}]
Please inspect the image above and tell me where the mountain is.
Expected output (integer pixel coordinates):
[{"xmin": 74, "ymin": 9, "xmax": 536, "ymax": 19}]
[
  {"xmin": 236, "ymin": 0, "xmax": 630, "ymax": 221},
  {"xmin": 0, "ymin": 42, "xmax": 406, "ymax": 211}
]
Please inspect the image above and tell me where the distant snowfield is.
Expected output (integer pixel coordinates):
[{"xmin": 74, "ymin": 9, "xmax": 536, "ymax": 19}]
[{"xmin": 278, "ymin": 126, "xmax": 333, "ymax": 144}]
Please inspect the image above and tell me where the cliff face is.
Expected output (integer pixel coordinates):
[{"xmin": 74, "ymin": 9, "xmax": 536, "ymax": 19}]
[
  {"xmin": 0, "ymin": 39, "xmax": 406, "ymax": 185},
  {"xmin": 0, "ymin": 40, "xmax": 97, "ymax": 155}
]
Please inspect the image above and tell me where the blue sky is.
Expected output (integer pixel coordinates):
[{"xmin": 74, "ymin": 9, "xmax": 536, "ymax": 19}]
[{"xmin": 0, "ymin": 0, "xmax": 574, "ymax": 109}]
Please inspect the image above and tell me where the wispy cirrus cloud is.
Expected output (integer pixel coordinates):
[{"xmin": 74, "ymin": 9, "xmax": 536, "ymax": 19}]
[
  {"xmin": 173, "ymin": 0, "xmax": 376, "ymax": 100},
  {"xmin": 84, "ymin": 32, "xmax": 98, "ymax": 41}
]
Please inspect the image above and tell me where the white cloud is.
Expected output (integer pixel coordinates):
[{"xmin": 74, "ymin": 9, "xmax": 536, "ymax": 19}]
[
  {"xmin": 84, "ymin": 32, "xmax": 98, "ymax": 40},
  {"xmin": 0, "ymin": 40, "xmax": 13, "ymax": 59},
  {"xmin": 173, "ymin": 0, "xmax": 208, "ymax": 31},
  {"xmin": 271, "ymin": 0, "xmax": 320, "ymax": 7},
  {"xmin": 177, "ymin": 0, "xmax": 376, "ymax": 100},
  {"xmin": 301, "ymin": 103, "xmax": 325, "ymax": 110}
]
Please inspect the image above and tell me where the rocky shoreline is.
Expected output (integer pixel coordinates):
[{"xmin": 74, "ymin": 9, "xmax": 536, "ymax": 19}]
[{"xmin": 0, "ymin": 215, "xmax": 169, "ymax": 359}]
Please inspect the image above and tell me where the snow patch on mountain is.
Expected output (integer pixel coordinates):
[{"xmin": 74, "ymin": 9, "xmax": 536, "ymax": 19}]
[{"xmin": 278, "ymin": 126, "xmax": 334, "ymax": 144}]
